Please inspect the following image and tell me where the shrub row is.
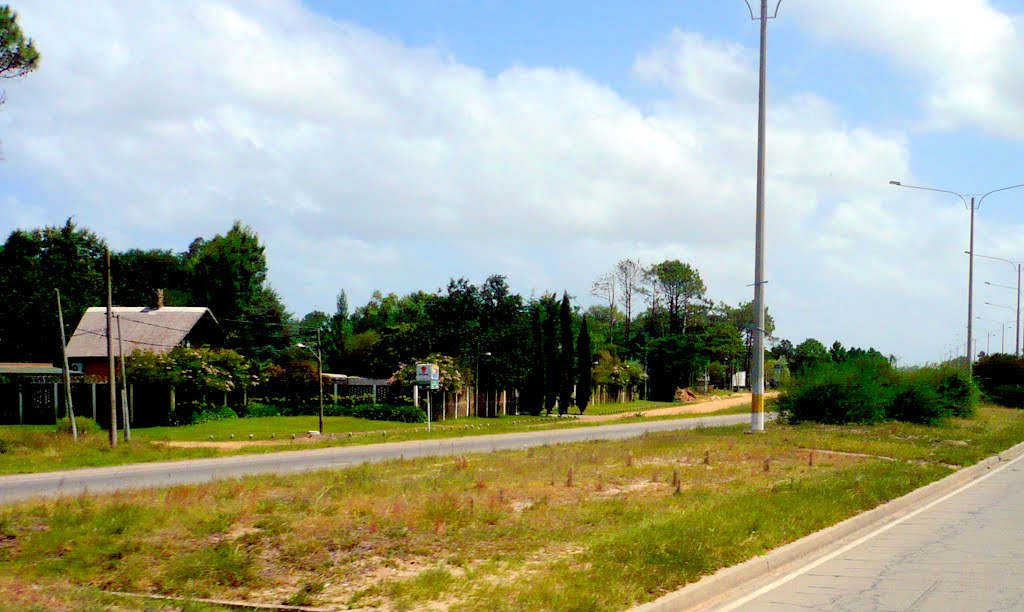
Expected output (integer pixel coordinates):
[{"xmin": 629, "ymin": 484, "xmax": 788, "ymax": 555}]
[
  {"xmin": 779, "ymin": 358, "xmax": 977, "ymax": 426},
  {"xmin": 324, "ymin": 403, "xmax": 426, "ymax": 423},
  {"xmin": 973, "ymin": 354, "xmax": 1024, "ymax": 408}
]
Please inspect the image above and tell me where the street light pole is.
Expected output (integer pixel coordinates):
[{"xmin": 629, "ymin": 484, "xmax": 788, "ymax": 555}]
[
  {"xmin": 297, "ymin": 333, "xmax": 324, "ymax": 435},
  {"xmin": 890, "ymin": 180, "xmax": 1024, "ymax": 373},
  {"xmin": 978, "ymin": 253, "xmax": 1022, "ymax": 356},
  {"xmin": 744, "ymin": 0, "xmax": 781, "ymax": 432}
]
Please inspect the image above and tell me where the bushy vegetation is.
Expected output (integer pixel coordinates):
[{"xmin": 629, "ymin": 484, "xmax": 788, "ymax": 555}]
[
  {"xmin": 779, "ymin": 356, "xmax": 977, "ymax": 425},
  {"xmin": 325, "ymin": 403, "xmax": 426, "ymax": 423},
  {"xmin": 974, "ymin": 354, "xmax": 1024, "ymax": 408}
]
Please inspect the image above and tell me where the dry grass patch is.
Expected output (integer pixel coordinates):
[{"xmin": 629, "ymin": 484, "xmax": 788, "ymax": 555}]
[{"xmin": 1, "ymin": 406, "xmax": 1023, "ymax": 610}]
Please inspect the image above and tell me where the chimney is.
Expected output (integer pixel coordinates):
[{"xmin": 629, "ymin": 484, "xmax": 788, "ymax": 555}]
[{"xmin": 154, "ymin": 288, "xmax": 164, "ymax": 309}]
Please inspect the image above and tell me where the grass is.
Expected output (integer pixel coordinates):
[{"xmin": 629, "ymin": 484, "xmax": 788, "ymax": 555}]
[
  {"xmin": 1, "ymin": 405, "xmax": 1022, "ymax": 610},
  {"xmin": 0, "ymin": 407, "xmax": 741, "ymax": 475}
]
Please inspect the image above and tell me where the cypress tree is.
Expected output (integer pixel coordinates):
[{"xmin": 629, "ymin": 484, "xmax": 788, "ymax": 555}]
[
  {"xmin": 542, "ymin": 296, "xmax": 559, "ymax": 415},
  {"xmin": 576, "ymin": 315, "xmax": 592, "ymax": 414},
  {"xmin": 525, "ymin": 303, "xmax": 545, "ymax": 415},
  {"xmin": 558, "ymin": 292, "xmax": 574, "ymax": 415}
]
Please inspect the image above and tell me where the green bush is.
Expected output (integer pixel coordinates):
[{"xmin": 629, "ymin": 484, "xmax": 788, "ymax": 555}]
[
  {"xmin": 889, "ymin": 373, "xmax": 948, "ymax": 425},
  {"xmin": 778, "ymin": 357, "xmax": 897, "ymax": 425},
  {"xmin": 192, "ymin": 404, "xmax": 239, "ymax": 423},
  {"xmin": 241, "ymin": 402, "xmax": 282, "ymax": 418},
  {"xmin": 989, "ymin": 385, "xmax": 1024, "ymax": 408},
  {"xmin": 326, "ymin": 403, "xmax": 425, "ymax": 423},
  {"xmin": 55, "ymin": 416, "xmax": 103, "ymax": 434},
  {"xmin": 933, "ymin": 367, "xmax": 978, "ymax": 417}
]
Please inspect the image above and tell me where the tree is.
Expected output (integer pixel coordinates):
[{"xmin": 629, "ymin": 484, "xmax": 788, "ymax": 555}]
[
  {"xmin": 542, "ymin": 295, "xmax": 559, "ymax": 415},
  {"xmin": 111, "ymin": 249, "xmax": 189, "ymax": 307},
  {"xmin": 557, "ymin": 292, "xmax": 574, "ymax": 415},
  {"xmin": 770, "ymin": 338, "xmax": 794, "ymax": 360},
  {"xmin": 590, "ymin": 272, "xmax": 616, "ymax": 343},
  {"xmin": 576, "ymin": 316, "xmax": 592, "ymax": 413},
  {"xmin": 614, "ymin": 259, "xmax": 644, "ymax": 344},
  {"xmin": 830, "ymin": 340, "xmax": 848, "ymax": 364},
  {"xmin": 323, "ymin": 291, "xmax": 352, "ymax": 373},
  {"xmin": 0, "ymin": 219, "xmax": 106, "ymax": 362},
  {"xmin": 649, "ymin": 260, "xmax": 705, "ymax": 334},
  {"xmin": 0, "ymin": 5, "xmax": 39, "ymax": 106},
  {"xmin": 184, "ymin": 221, "xmax": 289, "ymax": 359},
  {"xmin": 790, "ymin": 338, "xmax": 830, "ymax": 374},
  {"xmin": 523, "ymin": 303, "xmax": 545, "ymax": 415}
]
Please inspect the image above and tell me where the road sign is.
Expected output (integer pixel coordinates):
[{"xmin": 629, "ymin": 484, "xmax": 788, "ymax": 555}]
[{"xmin": 416, "ymin": 363, "xmax": 439, "ymax": 384}]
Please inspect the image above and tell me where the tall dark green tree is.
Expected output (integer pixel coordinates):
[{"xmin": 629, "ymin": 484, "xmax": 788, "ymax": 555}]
[
  {"xmin": 557, "ymin": 292, "xmax": 574, "ymax": 415},
  {"xmin": 542, "ymin": 295, "xmax": 559, "ymax": 415},
  {"xmin": 111, "ymin": 248, "xmax": 189, "ymax": 306},
  {"xmin": 523, "ymin": 303, "xmax": 545, "ymax": 415},
  {"xmin": 0, "ymin": 219, "xmax": 106, "ymax": 362},
  {"xmin": 576, "ymin": 315, "xmax": 592, "ymax": 414},
  {"xmin": 184, "ymin": 221, "xmax": 289, "ymax": 359},
  {"xmin": 649, "ymin": 260, "xmax": 706, "ymax": 334}
]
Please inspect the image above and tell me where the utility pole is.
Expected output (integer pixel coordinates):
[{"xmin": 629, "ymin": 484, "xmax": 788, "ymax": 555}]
[
  {"xmin": 744, "ymin": 0, "xmax": 781, "ymax": 432},
  {"xmin": 106, "ymin": 249, "xmax": 116, "ymax": 447},
  {"xmin": 317, "ymin": 326, "xmax": 324, "ymax": 436},
  {"xmin": 115, "ymin": 314, "xmax": 131, "ymax": 442},
  {"xmin": 56, "ymin": 289, "xmax": 78, "ymax": 442}
]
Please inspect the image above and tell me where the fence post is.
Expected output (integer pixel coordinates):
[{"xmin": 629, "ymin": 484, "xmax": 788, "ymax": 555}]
[
  {"xmin": 18, "ymin": 384, "xmax": 23, "ymax": 424},
  {"xmin": 53, "ymin": 383, "xmax": 59, "ymax": 423},
  {"xmin": 91, "ymin": 383, "xmax": 97, "ymax": 420}
]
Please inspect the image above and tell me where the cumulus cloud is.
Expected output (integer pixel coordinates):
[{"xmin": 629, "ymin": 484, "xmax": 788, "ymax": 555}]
[
  {"xmin": 787, "ymin": 0, "xmax": 1024, "ymax": 138},
  {"xmin": 0, "ymin": 0, "xmax": 1001, "ymax": 362}
]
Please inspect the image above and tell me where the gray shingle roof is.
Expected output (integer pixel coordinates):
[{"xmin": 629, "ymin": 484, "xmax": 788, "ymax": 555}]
[{"xmin": 66, "ymin": 307, "xmax": 216, "ymax": 358}]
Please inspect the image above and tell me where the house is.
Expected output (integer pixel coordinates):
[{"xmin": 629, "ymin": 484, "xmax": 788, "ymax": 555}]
[{"xmin": 66, "ymin": 299, "xmax": 220, "ymax": 379}]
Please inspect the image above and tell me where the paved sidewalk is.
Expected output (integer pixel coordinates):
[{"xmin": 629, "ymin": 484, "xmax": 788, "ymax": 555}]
[{"xmin": 722, "ymin": 452, "xmax": 1024, "ymax": 611}]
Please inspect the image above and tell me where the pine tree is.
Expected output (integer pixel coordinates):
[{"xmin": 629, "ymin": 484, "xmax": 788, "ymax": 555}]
[
  {"xmin": 557, "ymin": 292, "xmax": 574, "ymax": 415},
  {"xmin": 576, "ymin": 316, "xmax": 592, "ymax": 414}
]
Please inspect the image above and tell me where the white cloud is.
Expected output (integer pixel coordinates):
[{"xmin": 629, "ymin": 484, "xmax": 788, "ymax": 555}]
[
  {"xmin": 0, "ymin": 0, "xmax": 996, "ymax": 363},
  {"xmin": 787, "ymin": 0, "xmax": 1024, "ymax": 138}
]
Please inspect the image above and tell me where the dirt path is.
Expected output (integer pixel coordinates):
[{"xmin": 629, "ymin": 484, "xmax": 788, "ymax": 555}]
[{"xmin": 581, "ymin": 392, "xmax": 778, "ymax": 423}]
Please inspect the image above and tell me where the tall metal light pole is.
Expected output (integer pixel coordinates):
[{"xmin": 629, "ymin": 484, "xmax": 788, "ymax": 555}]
[
  {"xmin": 977, "ymin": 315, "xmax": 1011, "ymax": 354},
  {"xmin": 744, "ymin": 0, "xmax": 781, "ymax": 432},
  {"xmin": 977, "ymin": 252, "xmax": 1022, "ymax": 355},
  {"xmin": 889, "ymin": 181, "xmax": 1024, "ymax": 373},
  {"xmin": 297, "ymin": 331, "xmax": 324, "ymax": 435}
]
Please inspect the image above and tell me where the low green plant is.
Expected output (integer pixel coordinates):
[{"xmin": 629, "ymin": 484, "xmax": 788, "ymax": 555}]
[
  {"xmin": 55, "ymin": 416, "xmax": 103, "ymax": 435},
  {"xmin": 192, "ymin": 404, "xmax": 239, "ymax": 424},
  {"xmin": 327, "ymin": 403, "xmax": 426, "ymax": 423},
  {"xmin": 241, "ymin": 402, "xmax": 282, "ymax": 418}
]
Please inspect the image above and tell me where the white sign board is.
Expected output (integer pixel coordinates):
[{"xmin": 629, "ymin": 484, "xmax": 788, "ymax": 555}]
[{"xmin": 416, "ymin": 363, "xmax": 440, "ymax": 384}]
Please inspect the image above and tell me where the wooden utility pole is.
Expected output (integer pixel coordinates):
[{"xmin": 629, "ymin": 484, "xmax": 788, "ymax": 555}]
[
  {"xmin": 115, "ymin": 314, "xmax": 131, "ymax": 442},
  {"xmin": 106, "ymin": 249, "xmax": 117, "ymax": 447},
  {"xmin": 56, "ymin": 289, "xmax": 78, "ymax": 442}
]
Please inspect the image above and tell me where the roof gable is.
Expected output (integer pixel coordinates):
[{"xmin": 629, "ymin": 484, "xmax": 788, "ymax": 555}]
[{"xmin": 66, "ymin": 307, "xmax": 217, "ymax": 358}]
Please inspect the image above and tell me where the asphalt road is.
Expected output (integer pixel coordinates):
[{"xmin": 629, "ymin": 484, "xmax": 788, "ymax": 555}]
[
  {"xmin": 721, "ymin": 447, "xmax": 1024, "ymax": 611},
  {"xmin": 0, "ymin": 412, "xmax": 758, "ymax": 505}
]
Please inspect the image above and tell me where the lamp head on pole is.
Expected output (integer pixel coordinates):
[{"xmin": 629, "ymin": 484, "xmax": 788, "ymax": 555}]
[
  {"xmin": 889, "ymin": 180, "xmax": 901, "ymax": 186},
  {"xmin": 296, "ymin": 342, "xmax": 307, "ymax": 349}
]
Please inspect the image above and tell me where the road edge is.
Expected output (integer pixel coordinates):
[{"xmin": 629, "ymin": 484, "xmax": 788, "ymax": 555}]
[{"xmin": 631, "ymin": 439, "xmax": 1024, "ymax": 612}]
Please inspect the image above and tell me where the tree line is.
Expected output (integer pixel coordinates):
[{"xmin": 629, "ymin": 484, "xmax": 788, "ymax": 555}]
[{"xmin": 1, "ymin": 220, "xmax": 802, "ymax": 414}]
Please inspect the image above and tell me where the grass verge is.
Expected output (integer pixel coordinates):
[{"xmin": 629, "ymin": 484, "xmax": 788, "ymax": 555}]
[{"xmin": 1, "ymin": 405, "xmax": 1022, "ymax": 610}]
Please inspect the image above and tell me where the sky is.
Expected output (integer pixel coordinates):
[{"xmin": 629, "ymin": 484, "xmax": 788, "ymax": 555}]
[{"xmin": 2, "ymin": 0, "xmax": 1024, "ymax": 365}]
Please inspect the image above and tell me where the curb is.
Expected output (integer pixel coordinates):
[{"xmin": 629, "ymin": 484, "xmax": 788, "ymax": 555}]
[{"xmin": 631, "ymin": 439, "xmax": 1024, "ymax": 612}]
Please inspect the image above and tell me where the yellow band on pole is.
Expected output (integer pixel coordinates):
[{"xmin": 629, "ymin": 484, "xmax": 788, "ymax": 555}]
[{"xmin": 752, "ymin": 394, "xmax": 765, "ymax": 414}]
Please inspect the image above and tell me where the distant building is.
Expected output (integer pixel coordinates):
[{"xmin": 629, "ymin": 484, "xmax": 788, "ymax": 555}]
[{"xmin": 66, "ymin": 299, "xmax": 220, "ymax": 379}]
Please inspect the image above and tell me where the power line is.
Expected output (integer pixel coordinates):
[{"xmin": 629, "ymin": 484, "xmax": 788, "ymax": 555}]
[{"xmin": 76, "ymin": 328, "xmax": 180, "ymax": 349}]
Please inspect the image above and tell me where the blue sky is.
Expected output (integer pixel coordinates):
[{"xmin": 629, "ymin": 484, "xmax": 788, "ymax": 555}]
[{"xmin": 3, "ymin": 0, "xmax": 1024, "ymax": 364}]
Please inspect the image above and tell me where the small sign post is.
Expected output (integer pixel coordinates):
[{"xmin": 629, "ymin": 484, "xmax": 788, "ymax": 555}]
[{"xmin": 416, "ymin": 363, "xmax": 440, "ymax": 431}]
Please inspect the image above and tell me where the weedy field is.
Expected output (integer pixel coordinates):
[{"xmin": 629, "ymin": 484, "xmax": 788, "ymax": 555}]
[{"xmin": 3, "ymin": 405, "xmax": 1023, "ymax": 611}]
